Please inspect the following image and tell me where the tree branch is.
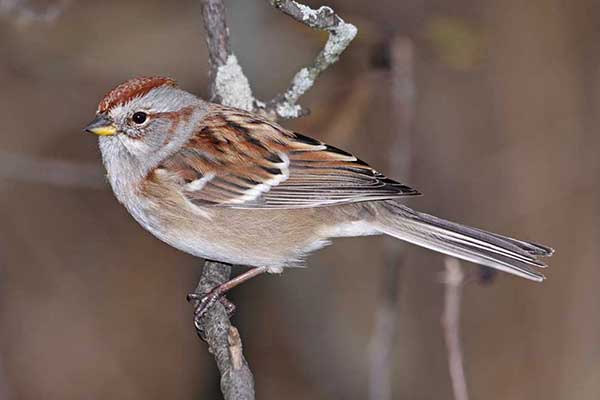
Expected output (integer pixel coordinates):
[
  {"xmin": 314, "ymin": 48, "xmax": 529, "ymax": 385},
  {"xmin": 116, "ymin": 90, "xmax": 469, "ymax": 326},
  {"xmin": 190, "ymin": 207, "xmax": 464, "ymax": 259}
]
[
  {"xmin": 195, "ymin": 2, "xmax": 256, "ymax": 399},
  {"xmin": 264, "ymin": 0, "xmax": 357, "ymax": 119},
  {"xmin": 201, "ymin": 0, "xmax": 358, "ymax": 120},
  {"xmin": 195, "ymin": 1, "xmax": 357, "ymax": 398},
  {"xmin": 200, "ymin": 0, "xmax": 255, "ymax": 112},
  {"xmin": 191, "ymin": 261, "xmax": 255, "ymax": 400},
  {"xmin": 441, "ymin": 258, "xmax": 469, "ymax": 400},
  {"xmin": 200, "ymin": 0, "xmax": 231, "ymax": 102},
  {"xmin": 368, "ymin": 36, "xmax": 415, "ymax": 400}
]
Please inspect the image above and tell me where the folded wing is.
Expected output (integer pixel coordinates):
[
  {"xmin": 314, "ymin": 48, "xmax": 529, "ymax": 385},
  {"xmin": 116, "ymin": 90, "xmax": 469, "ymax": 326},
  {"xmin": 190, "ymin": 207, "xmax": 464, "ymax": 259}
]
[{"xmin": 158, "ymin": 107, "xmax": 420, "ymax": 209}]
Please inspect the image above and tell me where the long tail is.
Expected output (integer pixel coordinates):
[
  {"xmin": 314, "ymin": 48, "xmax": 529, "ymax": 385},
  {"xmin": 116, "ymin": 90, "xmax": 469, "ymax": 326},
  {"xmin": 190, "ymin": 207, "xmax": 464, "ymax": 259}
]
[{"xmin": 373, "ymin": 202, "xmax": 554, "ymax": 281}]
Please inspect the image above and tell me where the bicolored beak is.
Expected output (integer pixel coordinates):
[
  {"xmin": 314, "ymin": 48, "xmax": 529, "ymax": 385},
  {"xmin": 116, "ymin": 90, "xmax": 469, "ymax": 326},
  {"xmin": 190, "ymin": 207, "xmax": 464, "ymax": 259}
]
[{"xmin": 84, "ymin": 115, "xmax": 117, "ymax": 136}]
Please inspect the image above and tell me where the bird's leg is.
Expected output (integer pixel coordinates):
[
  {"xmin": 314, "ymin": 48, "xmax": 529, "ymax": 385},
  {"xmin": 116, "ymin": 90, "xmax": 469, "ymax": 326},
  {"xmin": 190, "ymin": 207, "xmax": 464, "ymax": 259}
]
[{"xmin": 188, "ymin": 266, "xmax": 268, "ymax": 328}]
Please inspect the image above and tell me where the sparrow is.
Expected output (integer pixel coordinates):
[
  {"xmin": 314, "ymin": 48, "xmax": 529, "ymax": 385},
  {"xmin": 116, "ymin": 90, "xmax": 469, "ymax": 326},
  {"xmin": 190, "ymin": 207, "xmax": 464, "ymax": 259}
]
[{"xmin": 84, "ymin": 76, "xmax": 554, "ymax": 317}]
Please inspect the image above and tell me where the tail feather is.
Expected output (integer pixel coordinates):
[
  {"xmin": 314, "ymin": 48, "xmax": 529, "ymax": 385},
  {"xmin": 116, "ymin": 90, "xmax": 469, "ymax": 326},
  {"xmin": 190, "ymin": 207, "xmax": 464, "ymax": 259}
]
[{"xmin": 374, "ymin": 202, "xmax": 553, "ymax": 282}]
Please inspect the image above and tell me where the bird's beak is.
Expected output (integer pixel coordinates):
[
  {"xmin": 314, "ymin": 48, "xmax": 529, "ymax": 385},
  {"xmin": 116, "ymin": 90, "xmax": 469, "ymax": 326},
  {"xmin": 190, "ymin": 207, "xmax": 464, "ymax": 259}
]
[{"xmin": 83, "ymin": 115, "xmax": 117, "ymax": 136}]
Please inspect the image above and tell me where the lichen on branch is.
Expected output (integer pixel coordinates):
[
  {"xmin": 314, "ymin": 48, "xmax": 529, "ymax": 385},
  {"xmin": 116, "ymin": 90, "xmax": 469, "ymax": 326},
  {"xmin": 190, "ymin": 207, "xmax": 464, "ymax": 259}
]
[
  {"xmin": 265, "ymin": 0, "xmax": 358, "ymax": 119},
  {"xmin": 214, "ymin": 55, "xmax": 255, "ymax": 112}
]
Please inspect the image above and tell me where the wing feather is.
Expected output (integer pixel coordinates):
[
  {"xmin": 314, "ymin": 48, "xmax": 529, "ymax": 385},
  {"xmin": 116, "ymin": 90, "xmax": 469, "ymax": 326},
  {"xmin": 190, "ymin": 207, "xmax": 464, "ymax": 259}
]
[{"xmin": 157, "ymin": 107, "xmax": 420, "ymax": 209}]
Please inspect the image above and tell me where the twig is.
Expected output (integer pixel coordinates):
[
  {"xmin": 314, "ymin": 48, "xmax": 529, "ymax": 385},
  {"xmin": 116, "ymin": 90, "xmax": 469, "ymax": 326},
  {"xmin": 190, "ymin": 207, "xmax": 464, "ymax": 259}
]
[
  {"xmin": 202, "ymin": 0, "xmax": 358, "ymax": 120},
  {"xmin": 200, "ymin": 0, "xmax": 231, "ymax": 102},
  {"xmin": 441, "ymin": 258, "xmax": 470, "ymax": 400},
  {"xmin": 368, "ymin": 262, "xmax": 401, "ymax": 400},
  {"xmin": 387, "ymin": 37, "xmax": 416, "ymax": 181},
  {"xmin": 196, "ymin": 1, "xmax": 256, "ymax": 399},
  {"xmin": 191, "ymin": 262, "xmax": 255, "ymax": 400},
  {"xmin": 368, "ymin": 37, "xmax": 415, "ymax": 400},
  {"xmin": 201, "ymin": 0, "xmax": 254, "ymax": 111},
  {"xmin": 265, "ymin": 0, "xmax": 357, "ymax": 119},
  {"xmin": 196, "ymin": 1, "xmax": 357, "ymax": 398}
]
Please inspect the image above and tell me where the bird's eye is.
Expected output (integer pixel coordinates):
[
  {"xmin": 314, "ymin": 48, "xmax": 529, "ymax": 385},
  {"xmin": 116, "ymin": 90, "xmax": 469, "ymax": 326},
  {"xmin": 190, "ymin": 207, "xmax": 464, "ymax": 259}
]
[{"xmin": 132, "ymin": 111, "xmax": 148, "ymax": 125}]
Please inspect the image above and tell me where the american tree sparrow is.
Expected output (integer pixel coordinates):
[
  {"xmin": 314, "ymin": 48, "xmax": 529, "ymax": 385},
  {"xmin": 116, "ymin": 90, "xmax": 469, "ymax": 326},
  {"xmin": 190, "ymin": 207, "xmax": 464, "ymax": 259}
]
[{"xmin": 84, "ymin": 77, "xmax": 554, "ymax": 317}]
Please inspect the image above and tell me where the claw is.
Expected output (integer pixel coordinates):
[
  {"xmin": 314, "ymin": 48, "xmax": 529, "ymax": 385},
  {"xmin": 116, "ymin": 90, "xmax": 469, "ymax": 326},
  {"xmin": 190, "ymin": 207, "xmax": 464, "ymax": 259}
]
[
  {"xmin": 187, "ymin": 293, "xmax": 201, "ymax": 302},
  {"xmin": 190, "ymin": 288, "xmax": 222, "ymax": 320},
  {"xmin": 187, "ymin": 266, "xmax": 268, "ymax": 337},
  {"xmin": 220, "ymin": 297, "xmax": 237, "ymax": 316}
]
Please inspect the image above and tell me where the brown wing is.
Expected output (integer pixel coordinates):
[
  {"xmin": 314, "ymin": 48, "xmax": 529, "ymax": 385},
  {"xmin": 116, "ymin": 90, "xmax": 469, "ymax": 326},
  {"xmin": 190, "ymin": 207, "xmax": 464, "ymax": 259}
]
[{"xmin": 158, "ymin": 107, "xmax": 420, "ymax": 209}]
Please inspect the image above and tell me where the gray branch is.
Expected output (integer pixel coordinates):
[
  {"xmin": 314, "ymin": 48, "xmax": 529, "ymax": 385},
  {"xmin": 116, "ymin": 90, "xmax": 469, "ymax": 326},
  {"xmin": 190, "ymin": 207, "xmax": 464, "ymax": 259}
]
[
  {"xmin": 196, "ymin": 1, "xmax": 357, "ymax": 398},
  {"xmin": 191, "ymin": 262, "xmax": 255, "ymax": 400},
  {"xmin": 264, "ymin": 0, "xmax": 357, "ymax": 119},
  {"xmin": 442, "ymin": 258, "xmax": 470, "ymax": 400},
  {"xmin": 203, "ymin": 0, "xmax": 357, "ymax": 120},
  {"xmin": 200, "ymin": 0, "xmax": 232, "ymax": 103},
  {"xmin": 368, "ymin": 37, "xmax": 416, "ymax": 400},
  {"xmin": 196, "ymin": 1, "xmax": 256, "ymax": 399}
]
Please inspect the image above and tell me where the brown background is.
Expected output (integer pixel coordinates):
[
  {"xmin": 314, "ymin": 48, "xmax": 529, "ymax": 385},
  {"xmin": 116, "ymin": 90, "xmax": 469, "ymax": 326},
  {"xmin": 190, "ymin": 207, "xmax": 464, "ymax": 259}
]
[{"xmin": 0, "ymin": 0, "xmax": 597, "ymax": 399}]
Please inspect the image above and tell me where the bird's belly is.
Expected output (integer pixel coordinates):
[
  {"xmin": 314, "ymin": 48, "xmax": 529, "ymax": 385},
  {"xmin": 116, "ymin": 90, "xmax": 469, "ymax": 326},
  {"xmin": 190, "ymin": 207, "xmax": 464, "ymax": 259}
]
[{"xmin": 127, "ymin": 201, "xmax": 332, "ymax": 270}]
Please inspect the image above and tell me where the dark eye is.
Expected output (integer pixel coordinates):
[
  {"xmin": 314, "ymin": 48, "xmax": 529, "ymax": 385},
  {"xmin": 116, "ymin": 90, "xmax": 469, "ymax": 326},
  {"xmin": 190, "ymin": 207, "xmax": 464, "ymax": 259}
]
[{"xmin": 132, "ymin": 111, "xmax": 147, "ymax": 124}]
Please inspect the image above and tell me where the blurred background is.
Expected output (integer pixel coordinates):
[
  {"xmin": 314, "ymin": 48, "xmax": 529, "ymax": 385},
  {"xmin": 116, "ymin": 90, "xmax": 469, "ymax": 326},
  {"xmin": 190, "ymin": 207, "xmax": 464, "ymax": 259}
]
[{"xmin": 0, "ymin": 0, "xmax": 597, "ymax": 399}]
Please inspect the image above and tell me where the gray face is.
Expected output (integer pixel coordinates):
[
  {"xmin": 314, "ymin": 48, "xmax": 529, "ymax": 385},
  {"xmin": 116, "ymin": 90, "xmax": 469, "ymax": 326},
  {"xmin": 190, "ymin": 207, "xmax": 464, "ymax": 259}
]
[
  {"xmin": 96, "ymin": 86, "xmax": 208, "ymax": 201},
  {"xmin": 104, "ymin": 86, "xmax": 202, "ymax": 161}
]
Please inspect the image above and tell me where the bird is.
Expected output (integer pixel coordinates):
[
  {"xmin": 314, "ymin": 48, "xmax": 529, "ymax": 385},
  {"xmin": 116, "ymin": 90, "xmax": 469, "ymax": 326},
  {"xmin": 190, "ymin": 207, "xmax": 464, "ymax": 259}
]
[{"xmin": 84, "ymin": 76, "xmax": 554, "ymax": 318}]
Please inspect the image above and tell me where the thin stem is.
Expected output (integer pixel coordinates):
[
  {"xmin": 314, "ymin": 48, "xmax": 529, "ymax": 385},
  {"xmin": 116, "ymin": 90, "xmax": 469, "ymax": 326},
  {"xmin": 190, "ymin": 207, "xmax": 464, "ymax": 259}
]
[
  {"xmin": 442, "ymin": 258, "xmax": 470, "ymax": 400},
  {"xmin": 368, "ymin": 36, "xmax": 416, "ymax": 400},
  {"xmin": 200, "ymin": 0, "xmax": 231, "ymax": 102},
  {"xmin": 265, "ymin": 0, "xmax": 357, "ymax": 119},
  {"xmin": 191, "ymin": 261, "xmax": 255, "ymax": 400},
  {"xmin": 196, "ymin": 1, "xmax": 256, "ymax": 399},
  {"xmin": 195, "ymin": 1, "xmax": 358, "ymax": 398}
]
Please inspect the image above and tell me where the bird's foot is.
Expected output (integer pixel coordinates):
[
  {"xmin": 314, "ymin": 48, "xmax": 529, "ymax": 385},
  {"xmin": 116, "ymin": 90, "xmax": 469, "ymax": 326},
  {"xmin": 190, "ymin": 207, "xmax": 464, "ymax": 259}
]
[
  {"xmin": 187, "ymin": 290, "xmax": 236, "ymax": 330},
  {"xmin": 187, "ymin": 266, "xmax": 268, "ymax": 337}
]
